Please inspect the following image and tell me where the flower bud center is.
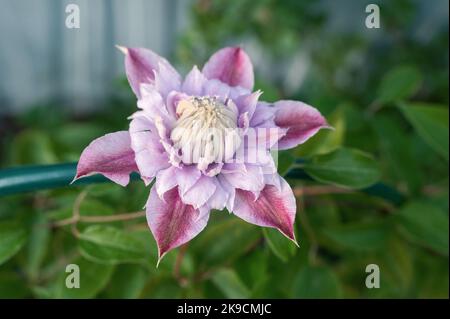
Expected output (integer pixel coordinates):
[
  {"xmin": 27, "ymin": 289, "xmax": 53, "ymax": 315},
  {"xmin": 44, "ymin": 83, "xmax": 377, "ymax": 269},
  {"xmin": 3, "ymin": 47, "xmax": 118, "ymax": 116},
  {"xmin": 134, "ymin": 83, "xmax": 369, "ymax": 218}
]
[{"xmin": 170, "ymin": 96, "xmax": 240, "ymax": 169}]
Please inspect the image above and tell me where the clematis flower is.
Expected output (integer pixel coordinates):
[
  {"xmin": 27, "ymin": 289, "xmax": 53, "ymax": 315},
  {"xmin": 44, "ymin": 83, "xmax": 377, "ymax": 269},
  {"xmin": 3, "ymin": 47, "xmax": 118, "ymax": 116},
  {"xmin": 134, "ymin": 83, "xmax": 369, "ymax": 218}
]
[{"xmin": 74, "ymin": 46, "xmax": 329, "ymax": 264}]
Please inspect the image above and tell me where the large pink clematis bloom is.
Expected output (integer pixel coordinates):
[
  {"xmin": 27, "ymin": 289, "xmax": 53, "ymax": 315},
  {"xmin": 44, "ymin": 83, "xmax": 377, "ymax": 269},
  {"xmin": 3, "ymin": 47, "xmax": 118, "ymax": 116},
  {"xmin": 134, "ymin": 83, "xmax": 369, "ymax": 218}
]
[{"xmin": 75, "ymin": 46, "xmax": 329, "ymax": 264}]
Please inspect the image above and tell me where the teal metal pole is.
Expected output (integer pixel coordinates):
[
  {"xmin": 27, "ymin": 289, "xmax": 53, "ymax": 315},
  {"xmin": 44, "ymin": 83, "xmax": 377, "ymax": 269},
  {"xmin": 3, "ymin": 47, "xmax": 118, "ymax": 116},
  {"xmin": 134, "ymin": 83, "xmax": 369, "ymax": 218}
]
[{"xmin": 0, "ymin": 162, "xmax": 405, "ymax": 206}]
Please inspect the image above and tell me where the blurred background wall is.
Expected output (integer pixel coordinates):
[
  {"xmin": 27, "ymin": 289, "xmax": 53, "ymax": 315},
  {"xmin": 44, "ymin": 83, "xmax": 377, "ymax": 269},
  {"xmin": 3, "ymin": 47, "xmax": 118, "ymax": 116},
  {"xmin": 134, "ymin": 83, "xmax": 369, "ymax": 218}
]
[
  {"xmin": 0, "ymin": 0, "xmax": 191, "ymax": 114},
  {"xmin": 0, "ymin": 0, "xmax": 447, "ymax": 114}
]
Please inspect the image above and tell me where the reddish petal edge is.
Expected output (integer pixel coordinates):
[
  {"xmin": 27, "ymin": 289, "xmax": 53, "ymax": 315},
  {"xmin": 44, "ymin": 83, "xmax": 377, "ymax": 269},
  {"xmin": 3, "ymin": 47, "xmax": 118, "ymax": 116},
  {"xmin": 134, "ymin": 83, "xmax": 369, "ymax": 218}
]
[
  {"xmin": 233, "ymin": 175, "xmax": 298, "ymax": 245},
  {"xmin": 202, "ymin": 47, "xmax": 254, "ymax": 90},
  {"xmin": 146, "ymin": 186, "xmax": 210, "ymax": 266},
  {"xmin": 73, "ymin": 131, "xmax": 138, "ymax": 187}
]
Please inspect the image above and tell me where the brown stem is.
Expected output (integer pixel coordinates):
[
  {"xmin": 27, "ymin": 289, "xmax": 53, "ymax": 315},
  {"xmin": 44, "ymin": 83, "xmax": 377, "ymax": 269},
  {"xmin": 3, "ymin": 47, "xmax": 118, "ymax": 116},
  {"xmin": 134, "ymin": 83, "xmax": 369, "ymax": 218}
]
[
  {"xmin": 173, "ymin": 244, "xmax": 189, "ymax": 287},
  {"xmin": 294, "ymin": 186, "xmax": 352, "ymax": 197},
  {"xmin": 297, "ymin": 191, "xmax": 319, "ymax": 266}
]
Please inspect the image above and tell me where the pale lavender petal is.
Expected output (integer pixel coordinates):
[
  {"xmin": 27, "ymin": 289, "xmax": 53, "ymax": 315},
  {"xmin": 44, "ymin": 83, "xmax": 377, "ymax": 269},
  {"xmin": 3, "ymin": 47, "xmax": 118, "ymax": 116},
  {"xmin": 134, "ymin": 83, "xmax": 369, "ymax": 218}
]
[
  {"xmin": 250, "ymin": 102, "xmax": 276, "ymax": 127},
  {"xmin": 155, "ymin": 166, "xmax": 178, "ymax": 197},
  {"xmin": 154, "ymin": 61, "xmax": 182, "ymax": 98},
  {"xmin": 221, "ymin": 163, "xmax": 247, "ymax": 174},
  {"xmin": 238, "ymin": 112, "xmax": 250, "ymax": 130},
  {"xmin": 203, "ymin": 163, "xmax": 224, "ymax": 177},
  {"xmin": 129, "ymin": 117, "xmax": 170, "ymax": 184},
  {"xmin": 136, "ymin": 89, "xmax": 175, "ymax": 127},
  {"xmin": 235, "ymin": 90, "xmax": 262, "ymax": 120},
  {"xmin": 166, "ymin": 91, "xmax": 189, "ymax": 119},
  {"xmin": 202, "ymin": 47, "xmax": 254, "ymax": 90},
  {"xmin": 273, "ymin": 100, "xmax": 329, "ymax": 150},
  {"xmin": 222, "ymin": 164, "xmax": 264, "ymax": 194},
  {"xmin": 74, "ymin": 131, "xmax": 137, "ymax": 186},
  {"xmin": 181, "ymin": 175, "xmax": 217, "ymax": 209},
  {"xmin": 176, "ymin": 165, "xmax": 202, "ymax": 196},
  {"xmin": 119, "ymin": 46, "xmax": 180, "ymax": 99},
  {"xmin": 146, "ymin": 186, "xmax": 209, "ymax": 264},
  {"xmin": 182, "ymin": 65, "xmax": 207, "ymax": 96},
  {"xmin": 205, "ymin": 177, "xmax": 229, "ymax": 211},
  {"xmin": 233, "ymin": 175, "xmax": 297, "ymax": 242},
  {"xmin": 203, "ymin": 79, "xmax": 231, "ymax": 99},
  {"xmin": 216, "ymin": 175, "xmax": 235, "ymax": 212}
]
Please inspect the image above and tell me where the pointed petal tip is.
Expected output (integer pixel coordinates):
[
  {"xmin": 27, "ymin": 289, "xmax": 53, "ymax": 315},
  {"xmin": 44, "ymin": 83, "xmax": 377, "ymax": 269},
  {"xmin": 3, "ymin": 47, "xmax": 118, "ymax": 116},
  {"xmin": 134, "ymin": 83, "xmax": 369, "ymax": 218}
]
[
  {"xmin": 69, "ymin": 175, "xmax": 79, "ymax": 185},
  {"xmin": 279, "ymin": 227, "xmax": 299, "ymax": 247},
  {"xmin": 115, "ymin": 45, "xmax": 128, "ymax": 55}
]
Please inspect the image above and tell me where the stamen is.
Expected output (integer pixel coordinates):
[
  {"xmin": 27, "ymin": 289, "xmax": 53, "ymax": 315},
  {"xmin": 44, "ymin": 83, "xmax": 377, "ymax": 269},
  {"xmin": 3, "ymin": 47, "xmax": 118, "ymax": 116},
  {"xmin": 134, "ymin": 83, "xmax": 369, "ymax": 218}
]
[{"xmin": 170, "ymin": 96, "xmax": 241, "ymax": 168}]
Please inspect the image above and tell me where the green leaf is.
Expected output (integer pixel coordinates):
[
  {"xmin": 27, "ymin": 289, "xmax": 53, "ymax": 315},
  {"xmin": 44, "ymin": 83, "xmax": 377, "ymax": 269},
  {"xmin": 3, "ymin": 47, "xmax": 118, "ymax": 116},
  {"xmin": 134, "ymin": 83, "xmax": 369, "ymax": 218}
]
[
  {"xmin": 398, "ymin": 102, "xmax": 449, "ymax": 160},
  {"xmin": 397, "ymin": 201, "xmax": 449, "ymax": 255},
  {"xmin": 297, "ymin": 106, "xmax": 345, "ymax": 156},
  {"xmin": 53, "ymin": 257, "xmax": 114, "ymax": 298},
  {"xmin": 10, "ymin": 130, "xmax": 58, "ymax": 165},
  {"xmin": 211, "ymin": 269, "xmax": 251, "ymax": 298},
  {"xmin": 0, "ymin": 221, "xmax": 27, "ymax": 265},
  {"xmin": 292, "ymin": 265, "xmax": 342, "ymax": 298},
  {"xmin": 79, "ymin": 225, "xmax": 155, "ymax": 265},
  {"xmin": 377, "ymin": 65, "xmax": 422, "ymax": 104},
  {"xmin": 190, "ymin": 216, "xmax": 260, "ymax": 269},
  {"xmin": 24, "ymin": 213, "xmax": 51, "ymax": 281},
  {"xmin": 322, "ymin": 221, "xmax": 390, "ymax": 252},
  {"xmin": 372, "ymin": 115, "xmax": 422, "ymax": 194},
  {"xmin": 0, "ymin": 271, "xmax": 30, "ymax": 298},
  {"xmin": 275, "ymin": 151, "xmax": 295, "ymax": 176},
  {"xmin": 262, "ymin": 228, "xmax": 296, "ymax": 262},
  {"xmin": 103, "ymin": 264, "xmax": 149, "ymax": 298},
  {"xmin": 303, "ymin": 147, "xmax": 381, "ymax": 189}
]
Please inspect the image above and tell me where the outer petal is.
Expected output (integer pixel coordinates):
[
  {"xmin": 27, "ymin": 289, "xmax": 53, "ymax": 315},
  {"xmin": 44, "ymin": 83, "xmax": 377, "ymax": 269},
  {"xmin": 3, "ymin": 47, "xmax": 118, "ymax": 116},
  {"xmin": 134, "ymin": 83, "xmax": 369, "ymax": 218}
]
[
  {"xmin": 233, "ymin": 175, "xmax": 297, "ymax": 243},
  {"xmin": 202, "ymin": 47, "xmax": 254, "ymax": 90},
  {"xmin": 273, "ymin": 100, "xmax": 330, "ymax": 150},
  {"xmin": 118, "ymin": 46, "xmax": 180, "ymax": 99},
  {"xmin": 74, "ymin": 131, "xmax": 137, "ymax": 186},
  {"xmin": 146, "ymin": 186, "xmax": 209, "ymax": 264}
]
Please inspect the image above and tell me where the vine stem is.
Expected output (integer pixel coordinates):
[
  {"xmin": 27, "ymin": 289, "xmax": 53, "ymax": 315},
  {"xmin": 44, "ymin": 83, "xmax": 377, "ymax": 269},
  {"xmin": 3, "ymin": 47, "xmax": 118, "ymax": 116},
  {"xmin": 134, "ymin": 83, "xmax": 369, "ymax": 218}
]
[
  {"xmin": 173, "ymin": 244, "xmax": 189, "ymax": 287},
  {"xmin": 51, "ymin": 190, "xmax": 146, "ymax": 232},
  {"xmin": 296, "ymin": 188, "xmax": 319, "ymax": 266}
]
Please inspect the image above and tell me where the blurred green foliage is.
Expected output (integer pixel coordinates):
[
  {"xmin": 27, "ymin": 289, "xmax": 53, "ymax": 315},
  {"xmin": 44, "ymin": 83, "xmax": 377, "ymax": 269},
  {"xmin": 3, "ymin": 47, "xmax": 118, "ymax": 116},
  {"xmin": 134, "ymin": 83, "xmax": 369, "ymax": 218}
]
[{"xmin": 0, "ymin": 0, "xmax": 448, "ymax": 298}]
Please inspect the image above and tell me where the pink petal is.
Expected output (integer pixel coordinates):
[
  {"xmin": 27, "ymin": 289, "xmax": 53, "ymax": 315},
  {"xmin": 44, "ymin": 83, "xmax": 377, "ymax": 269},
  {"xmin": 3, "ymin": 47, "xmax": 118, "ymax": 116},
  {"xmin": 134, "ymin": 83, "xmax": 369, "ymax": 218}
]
[
  {"xmin": 155, "ymin": 165, "xmax": 201, "ymax": 199},
  {"xmin": 202, "ymin": 47, "xmax": 254, "ymax": 90},
  {"xmin": 273, "ymin": 100, "xmax": 330, "ymax": 150},
  {"xmin": 129, "ymin": 117, "xmax": 170, "ymax": 184},
  {"xmin": 235, "ymin": 90, "xmax": 262, "ymax": 120},
  {"xmin": 154, "ymin": 61, "xmax": 182, "ymax": 98},
  {"xmin": 146, "ymin": 186, "xmax": 210, "ymax": 264},
  {"xmin": 74, "ymin": 131, "xmax": 137, "ymax": 186},
  {"xmin": 176, "ymin": 165, "xmax": 202, "ymax": 196},
  {"xmin": 208, "ymin": 182, "xmax": 228, "ymax": 211},
  {"xmin": 166, "ymin": 91, "xmax": 189, "ymax": 119},
  {"xmin": 182, "ymin": 65, "xmax": 207, "ymax": 96},
  {"xmin": 222, "ymin": 164, "xmax": 264, "ymax": 194},
  {"xmin": 202, "ymin": 78, "xmax": 231, "ymax": 99},
  {"xmin": 119, "ymin": 46, "xmax": 180, "ymax": 99},
  {"xmin": 233, "ymin": 175, "xmax": 297, "ymax": 243},
  {"xmin": 250, "ymin": 102, "xmax": 276, "ymax": 127},
  {"xmin": 155, "ymin": 166, "xmax": 178, "ymax": 196},
  {"xmin": 136, "ymin": 86, "xmax": 174, "ymax": 124},
  {"xmin": 181, "ymin": 175, "xmax": 217, "ymax": 209}
]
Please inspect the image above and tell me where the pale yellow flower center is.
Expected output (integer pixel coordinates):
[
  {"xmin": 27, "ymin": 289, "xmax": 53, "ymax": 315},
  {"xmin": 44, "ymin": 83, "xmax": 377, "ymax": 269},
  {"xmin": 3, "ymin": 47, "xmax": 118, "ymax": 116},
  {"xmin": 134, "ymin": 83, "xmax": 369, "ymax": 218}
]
[{"xmin": 170, "ymin": 96, "xmax": 240, "ymax": 169}]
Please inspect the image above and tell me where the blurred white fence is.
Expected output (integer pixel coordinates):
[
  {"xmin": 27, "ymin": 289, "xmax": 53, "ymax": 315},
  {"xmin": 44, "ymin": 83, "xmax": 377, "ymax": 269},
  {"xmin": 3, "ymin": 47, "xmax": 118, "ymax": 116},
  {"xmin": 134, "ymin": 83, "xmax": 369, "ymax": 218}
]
[{"xmin": 0, "ymin": 0, "xmax": 190, "ymax": 114}]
